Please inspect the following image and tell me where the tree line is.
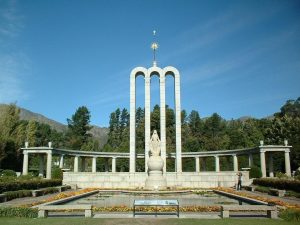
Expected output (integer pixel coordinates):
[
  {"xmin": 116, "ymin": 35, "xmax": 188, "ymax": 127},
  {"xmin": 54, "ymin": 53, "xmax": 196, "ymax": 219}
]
[
  {"xmin": 104, "ymin": 98, "xmax": 300, "ymax": 172},
  {"xmin": 0, "ymin": 97, "xmax": 299, "ymax": 174}
]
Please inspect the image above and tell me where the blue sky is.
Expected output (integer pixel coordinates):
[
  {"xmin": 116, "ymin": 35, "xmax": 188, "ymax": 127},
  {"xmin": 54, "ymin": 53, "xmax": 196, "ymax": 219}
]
[{"xmin": 0, "ymin": 0, "xmax": 299, "ymax": 127}]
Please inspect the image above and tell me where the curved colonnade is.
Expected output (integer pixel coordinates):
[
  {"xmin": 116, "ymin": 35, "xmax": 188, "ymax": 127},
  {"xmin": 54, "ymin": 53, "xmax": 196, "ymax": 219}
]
[{"xmin": 21, "ymin": 143, "xmax": 291, "ymax": 180}]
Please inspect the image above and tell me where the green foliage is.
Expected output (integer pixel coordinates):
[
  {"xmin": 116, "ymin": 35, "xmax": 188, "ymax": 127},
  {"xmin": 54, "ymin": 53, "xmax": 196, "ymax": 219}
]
[
  {"xmin": 52, "ymin": 167, "xmax": 63, "ymax": 179},
  {"xmin": 279, "ymin": 208, "xmax": 300, "ymax": 221},
  {"xmin": 67, "ymin": 106, "xmax": 93, "ymax": 150},
  {"xmin": 0, "ymin": 169, "xmax": 17, "ymax": 177},
  {"xmin": 276, "ymin": 172, "xmax": 289, "ymax": 179},
  {"xmin": 18, "ymin": 173, "xmax": 40, "ymax": 181},
  {"xmin": 249, "ymin": 166, "xmax": 262, "ymax": 178},
  {"xmin": 3, "ymin": 190, "xmax": 32, "ymax": 200},
  {"xmin": 0, "ymin": 179, "xmax": 62, "ymax": 193},
  {"xmin": 0, "ymin": 207, "xmax": 38, "ymax": 218},
  {"xmin": 254, "ymin": 185, "xmax": 270, "ymax": 193},
  {"xmin": 253, "ymin": 178, "xmax": 300, "ymax": 192}
]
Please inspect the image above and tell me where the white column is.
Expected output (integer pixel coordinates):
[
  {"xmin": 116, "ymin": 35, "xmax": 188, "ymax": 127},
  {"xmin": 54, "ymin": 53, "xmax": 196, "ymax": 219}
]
[
  {"xmin": 129, "ymin": 71, "xmax": 136, "ymax": 173},
  {"xmin": 215, "ymin": 156, "xmax": 220, "ymax": 172},
  {"xmin": 195, "ymin": 157, "xmax": 200, "ymax": 172},
  {"xmin": 74, "ymin": 156, "xmax": 79, "ymax": 173},
  {"xmin": 39, "ymin": 155, "xmax": 44, "ymax": 177},
  {"xmin": 248, "ymin": 154, "xmax": 253, "ymax": 167},
  {"xmin": 174, "ymin": 71, "xmax": 182, "ymax": 173},
  {"xmin": 81, "ymin": 157, "xmax": 86, "ymax": 172},
  {"xmin": 59, "ymin": 155, "xmax": 64, "ymax": 169},
  {"xmin": 145, "ymin": 75, "xmax": 151, "ymax": 172},
  {"xmin": 233, "ymin": 154, "xmax": 238, "ymax": 172},
  {"xmin": 260, "ymin": 150, "xmax": 266, "ymax": 177},
  {"xmin": 22, "ymin": 151, "xmax": 29, "ymax": 175},
  {"xmin": 284, "ymin": 150, "xmax": 291, "ymax": 176},
  {"xmin": 160, "ymin": 75, "xmax": 167, "ymax": 173},
  {"xmin": 268, "ymin": 153, "xmax": 274, "ymax": 177},
  {"xmin": 112, "ymin": 157, "xmax": 116, "ymax": 173},
  {"xmin": 92, "ymin": 157, "xmax": 97, "ymax": 173},
  {"xmin": 46, "ymin": 152, "xmax": 52, "ymax": 179}
]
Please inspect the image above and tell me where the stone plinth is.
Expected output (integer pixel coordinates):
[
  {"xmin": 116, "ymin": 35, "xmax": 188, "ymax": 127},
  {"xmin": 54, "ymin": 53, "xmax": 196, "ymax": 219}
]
[{"xmin": 145, "ymin": 156, "xmax": 167, "ymax": 190}]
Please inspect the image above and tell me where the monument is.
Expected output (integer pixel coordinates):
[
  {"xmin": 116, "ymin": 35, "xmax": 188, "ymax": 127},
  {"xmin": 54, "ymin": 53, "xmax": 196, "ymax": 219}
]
[
  {"xmin": 145, "ymin": 130, "xmax": 167, "ymax": 189},
  {"xmin": 129, "ymin": 31, "xmax": 182, "ymax": 174},
  {"xmin": 20, "ymin": 31, "xmax": 292, "ymax": 189}
]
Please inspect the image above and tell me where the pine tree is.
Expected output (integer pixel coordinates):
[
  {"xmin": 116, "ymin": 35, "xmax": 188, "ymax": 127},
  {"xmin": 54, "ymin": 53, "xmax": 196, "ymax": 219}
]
[{"xmin": 67, "ymin": 106, "xmax": 92, "ymax": 149}]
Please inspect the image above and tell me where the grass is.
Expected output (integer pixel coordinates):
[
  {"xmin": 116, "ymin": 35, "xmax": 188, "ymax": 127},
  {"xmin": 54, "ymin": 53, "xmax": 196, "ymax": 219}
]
[{"xmin": 0, "ymin": 218, "xmax": 299, "ymax": 225}]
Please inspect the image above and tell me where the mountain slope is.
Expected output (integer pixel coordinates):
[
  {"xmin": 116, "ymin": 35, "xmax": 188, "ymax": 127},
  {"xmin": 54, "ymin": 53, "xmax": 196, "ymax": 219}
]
[{"xmin": 0, "ymin": 104, "xmax": 108, "ymax": 147}]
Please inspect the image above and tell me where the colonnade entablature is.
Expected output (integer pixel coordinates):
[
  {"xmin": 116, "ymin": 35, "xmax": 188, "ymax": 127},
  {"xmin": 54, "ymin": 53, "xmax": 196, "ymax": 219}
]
[{"xmin": 21, "ymin": 141, "xmax": 292, "ymax": 180}]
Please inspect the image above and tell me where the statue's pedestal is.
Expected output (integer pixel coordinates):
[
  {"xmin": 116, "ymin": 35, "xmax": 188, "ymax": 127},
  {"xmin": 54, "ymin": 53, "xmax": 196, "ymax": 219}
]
[{"xmin": 145, "ymin": 156, "xmax": 167, "ymax": 190}]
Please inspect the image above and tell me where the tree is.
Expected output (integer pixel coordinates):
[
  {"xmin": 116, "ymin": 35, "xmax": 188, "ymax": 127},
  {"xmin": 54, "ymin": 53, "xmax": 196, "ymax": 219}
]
[
  {"xmin": 0, "ymin": 104, "xmax": 21, "ymax": 170},
  {"xmin": 26, "ymin": 120, "xmax": 38, "ymax": 147},
  {"xmin": 67, "ymin": 106, "xmax": 92, "ymax": 149},
  {"xmin": 276, "ymin": 97, "xmax": 300, "ymax": 118}
]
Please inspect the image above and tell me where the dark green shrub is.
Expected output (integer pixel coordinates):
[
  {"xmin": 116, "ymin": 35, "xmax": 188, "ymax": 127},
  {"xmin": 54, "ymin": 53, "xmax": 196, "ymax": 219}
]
[
  {"xmin": 0, "ymin": 207, "xmax": 38, "ymax": 218},
  {"xmin": 254, "ymin": 185, "xmax": 270, "ymax": 193},
  {"xmin": 18, "ymin": 173, "xmax": 40, "ymax": 181},
  {"xmin": 0, "ymin": 179, "xmax": 62, "ymax": 193},
  {"xmin": 276, "ymin": 172, "xmax": 289, "ymax": 179},
  {"xmin": 0, "ymin": 170, "xmax": 17, "ymax": 177},
  {"xmin": 249, "ymin": 166, "xmax": 262, "ymax": 178},
  {"xmin": 279, "ymin": 209, "xmax": 300, "ymax": 221},
  {"xmin": 3, "ymin": 190, "xmax": 32, "ymax": 200},
  {"xmin": 253, "ymin": 178, "xmax": 300, "ymax": 192},
  {"xmin": 42, "ymin": 187, "xmax": 59, "ymax": 195},
  {"xmin": 52, "ymin": 166, "xmax": 63, "ymax": 179}
]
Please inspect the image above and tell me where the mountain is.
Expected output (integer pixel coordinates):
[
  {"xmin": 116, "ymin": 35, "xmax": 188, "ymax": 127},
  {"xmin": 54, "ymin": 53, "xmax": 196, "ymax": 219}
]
[{"xmin": 0, "ymin": 104, "xmax": 109, "ymax": 147}]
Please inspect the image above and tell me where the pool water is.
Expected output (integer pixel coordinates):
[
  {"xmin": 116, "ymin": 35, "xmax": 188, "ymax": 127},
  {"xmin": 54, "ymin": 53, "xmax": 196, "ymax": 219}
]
[{"xmin": 63, "ymin": 191, "xmax": 251, "ymax": 207}]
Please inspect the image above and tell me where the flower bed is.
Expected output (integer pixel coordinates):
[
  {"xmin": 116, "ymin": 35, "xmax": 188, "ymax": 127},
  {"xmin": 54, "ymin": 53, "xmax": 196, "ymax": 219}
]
[
  {"xmin": 215, "ymin": 187, "xmax": 300, "ymax": 209},
  {"xmin": 93, "ymin": 205, "xmax": 220, "ymax": 212}
]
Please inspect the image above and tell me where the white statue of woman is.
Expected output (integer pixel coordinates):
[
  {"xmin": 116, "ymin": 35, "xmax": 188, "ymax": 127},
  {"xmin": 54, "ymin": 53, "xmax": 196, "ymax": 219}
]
[{"xmin": 149, "ymin": 130, "xmax": 161, "ymax": 156}]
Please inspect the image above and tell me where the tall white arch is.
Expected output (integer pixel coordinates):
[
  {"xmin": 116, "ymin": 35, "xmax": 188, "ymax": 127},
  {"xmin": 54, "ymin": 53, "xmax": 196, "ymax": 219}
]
[
  {"xmin": 163, "ymin": 66, "xmax": 182, "ymax": 172},
  {"xmin": 130, "ymin": 67, "xmax": 147, "ymax": 173},
  {"xmin": 130, "ymin": 66, "xmax": 181, "ymax": 173}
]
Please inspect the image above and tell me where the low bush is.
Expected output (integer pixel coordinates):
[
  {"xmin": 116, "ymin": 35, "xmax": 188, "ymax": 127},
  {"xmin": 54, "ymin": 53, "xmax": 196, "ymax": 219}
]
[
  {"xmin": 249, "ymin": 166, "xmax": 262, "ymax": 178},
  {"xmin": 17, "ymin": 173, "xmax": 40, "ymax": 181},
  {"xmin": 279, "ymin": 209, "xmax": 300, "ymax": 221},
  {"xmin": 0, "ymin": 207, "xmax": 38, "ymax": 218},
  {"xmin": 254, "ymin": 185, "xmax": 270, "ymax": 193},
  {"xmin": 52, "ymin": 167, "xmax": 63, "ymax": 180},
  {"xmin": 276, "ymin": 172, "xmax": 289, "ymax": 179},
  {"xmin": 3, "ymin": 190, "xmax": 32, "ymax": 201},
  {"xmin": 0, "ymin": 179, "xmax": 62, "ymax": 193},
  {"xmin": 286, "ymin": 190, "xmax": 300, "ymax": 198},
  {"xmin": 0, "ymin": 170, "xmax": 17, "ymax": 177},
  {"xmin": 253, "ymin": 178, "xmax": 300, "ymax": 192},
  {"xmin": 41, "ymin": 187, "xmax": 59, "ymax": 195}
]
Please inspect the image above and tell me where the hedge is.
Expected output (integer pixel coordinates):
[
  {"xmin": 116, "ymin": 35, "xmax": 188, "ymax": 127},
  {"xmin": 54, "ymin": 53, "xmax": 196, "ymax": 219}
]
[
  {"xmin": 3, "ymin": 190, "xmax": 32, "ymax": 201},
  {"xmin": 0, "ymin": 207, "xmax": 38, "ymax": 218},
  {"xmin": 0, "ymin": 179, "xmax": 62, "ymax": 193},
  {"xmin": 253, "ymin": 178, "xmax": 300, "ymax": 193}
]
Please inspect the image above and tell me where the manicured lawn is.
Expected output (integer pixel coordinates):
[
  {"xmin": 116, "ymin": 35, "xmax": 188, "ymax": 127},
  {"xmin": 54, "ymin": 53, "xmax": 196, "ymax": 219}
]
[{"xmin": 0, "ymin": 218, "xmax": 299, "ymax": 225}]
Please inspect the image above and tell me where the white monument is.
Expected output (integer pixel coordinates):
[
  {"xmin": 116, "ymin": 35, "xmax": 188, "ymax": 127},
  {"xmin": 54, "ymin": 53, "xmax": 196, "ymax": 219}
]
[
  {"xmin": 145, "ymin": 130, "xmax": 167, "ymax": 189},
  {"xmin": 129, "ymin": 31, "xmax": 182, "ymax": 174}
]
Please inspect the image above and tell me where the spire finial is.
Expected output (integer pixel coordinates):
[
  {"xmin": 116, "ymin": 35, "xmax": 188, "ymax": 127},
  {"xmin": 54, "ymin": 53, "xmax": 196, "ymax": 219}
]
[{"xmin": 151, "ymin": 30, "xmax": 158, "ymax": 67}]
